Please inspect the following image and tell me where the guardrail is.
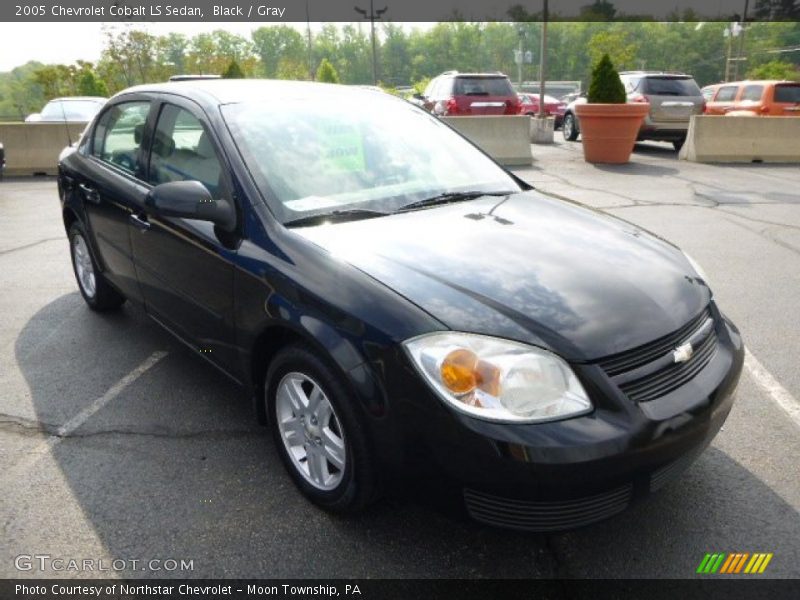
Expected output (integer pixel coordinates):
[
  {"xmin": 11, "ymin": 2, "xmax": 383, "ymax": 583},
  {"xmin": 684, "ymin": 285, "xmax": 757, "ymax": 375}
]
[
  {"xmin": 441, "ymin": 116, "xmax": 533, "ymax": 166},
  {"xmin": 679, "ymin": 115, "xmax": 800, "ymax": 163},
  {"xmin": 0, "ymin": 122, "xmax": 88, "ymax": 176}
]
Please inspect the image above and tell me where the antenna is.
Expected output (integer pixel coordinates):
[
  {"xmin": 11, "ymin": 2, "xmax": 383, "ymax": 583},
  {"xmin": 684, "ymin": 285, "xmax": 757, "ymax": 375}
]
[{"xmin": 58, "ymin": 100, "xmax": 74, "ymax": 147}]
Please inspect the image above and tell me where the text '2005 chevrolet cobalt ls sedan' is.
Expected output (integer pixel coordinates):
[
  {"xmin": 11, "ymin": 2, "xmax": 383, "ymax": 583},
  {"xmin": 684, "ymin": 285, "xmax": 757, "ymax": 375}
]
[{"xmin": 58, "ymin": 80, "xmax": 743, "ymax": 531}]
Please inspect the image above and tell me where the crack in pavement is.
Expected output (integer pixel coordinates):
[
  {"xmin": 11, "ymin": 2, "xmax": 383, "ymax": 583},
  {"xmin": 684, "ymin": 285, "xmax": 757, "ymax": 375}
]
[
  {"xmin": 0, "ymin": 237, "xmax": 63, "ymax": 257},
  {"xmin": 0, "ymin": 412, "xmax": 262, "ymax": 441}
]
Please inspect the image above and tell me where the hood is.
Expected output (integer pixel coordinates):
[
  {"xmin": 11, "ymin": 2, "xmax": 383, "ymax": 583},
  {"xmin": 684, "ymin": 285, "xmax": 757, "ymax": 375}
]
[{"xmin": 293, "ymin": 191, "xmax": 711, "ymax": 361}]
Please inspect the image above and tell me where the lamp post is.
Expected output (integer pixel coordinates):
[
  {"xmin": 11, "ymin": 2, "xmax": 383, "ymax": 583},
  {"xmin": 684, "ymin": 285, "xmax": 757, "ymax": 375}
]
[
  {"xmin": 306, "ymin": 0, "xmax": 313, "ymax": 80},
  {"xmin": 538, "ymin": 0, "xmax": 548, "ymax": 119},
  {"xmin": 354, "ymin": 0, "xmax": 387, "ymax": 85}
]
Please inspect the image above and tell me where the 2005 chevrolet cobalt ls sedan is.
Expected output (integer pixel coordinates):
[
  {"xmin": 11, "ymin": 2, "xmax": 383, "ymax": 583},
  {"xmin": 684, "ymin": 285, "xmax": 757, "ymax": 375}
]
[{"xmin": 57, "ymin": 80, "xmax": 743, "ymax": 531}]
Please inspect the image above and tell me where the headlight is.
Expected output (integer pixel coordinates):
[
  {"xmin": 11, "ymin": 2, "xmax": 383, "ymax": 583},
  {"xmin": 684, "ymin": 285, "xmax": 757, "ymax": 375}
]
[
  {"xmin": 403, "ymin": 333, "xmax": 592, "ymax": 423},
  {"xmin": 683, "ymin": 251, "xmax": 710, "ymax": 286}
]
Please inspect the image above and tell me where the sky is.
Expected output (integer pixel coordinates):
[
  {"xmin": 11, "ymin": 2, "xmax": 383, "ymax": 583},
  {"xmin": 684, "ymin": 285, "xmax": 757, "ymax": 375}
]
[{"xmin": 0, "ymin": 22, "xmax": 435, "ymax": 73}]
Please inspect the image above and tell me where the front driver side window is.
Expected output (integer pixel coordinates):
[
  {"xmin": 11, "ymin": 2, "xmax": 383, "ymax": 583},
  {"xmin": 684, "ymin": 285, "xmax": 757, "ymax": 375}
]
[
  {"xmin": 92, "ymin": 101, "xmax": 150, "ymax": 175},
  {"xmin": 147, "ymin": 104, "xmax": 223, "ymax": 198}
]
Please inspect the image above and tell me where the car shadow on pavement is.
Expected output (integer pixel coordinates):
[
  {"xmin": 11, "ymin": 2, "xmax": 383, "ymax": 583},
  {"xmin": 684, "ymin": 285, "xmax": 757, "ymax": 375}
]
[{"xmin": 14, "ymin": 292, "xmax": 800, "ymax": 578}]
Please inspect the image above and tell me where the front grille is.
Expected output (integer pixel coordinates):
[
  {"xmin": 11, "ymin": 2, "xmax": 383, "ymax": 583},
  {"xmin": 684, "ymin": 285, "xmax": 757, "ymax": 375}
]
[
  {"xmin": 463, "ymin": 484, "xmax": 632, "ymax": 532},
  {"xmin": 618, "ymin": 327, "xmax": 717, "ymax": 403},
  {"xmin": 596, "ymin": 307, "xmax": 719, "ymax": 403},
  {"xmin": 598, "ymin": 308, "xmax": 712, "ymax": 376}
]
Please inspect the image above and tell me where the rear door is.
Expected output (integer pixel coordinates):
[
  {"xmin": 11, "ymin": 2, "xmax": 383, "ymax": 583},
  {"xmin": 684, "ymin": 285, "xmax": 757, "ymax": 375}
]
[
  {"xmin": 770, "ymin": 83, "xmax": 800, "ymax": 115},
  {"xmin": 735, "ymin": 84, "xmax": 766, "ymax": 114},
  {"xmin": 80, "ymin": 98, "xmax": 154, "ymax": 302},
  {"xmin": 454, "ymin": 76, "xmax": 516, "ymax": 115},
  {"xmin": 640, "ymin": 76, "xmax": 704, "ymax": 123},
  {"xmin": 130, "ymin": 97, "xmax": 240, "ymax": 376}
]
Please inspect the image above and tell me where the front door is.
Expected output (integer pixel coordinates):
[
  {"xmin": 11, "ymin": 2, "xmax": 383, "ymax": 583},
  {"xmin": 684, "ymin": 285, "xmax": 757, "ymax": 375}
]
[{"xmin": 129, "ymin": 100, "xmax": 240, "ymax": 377}]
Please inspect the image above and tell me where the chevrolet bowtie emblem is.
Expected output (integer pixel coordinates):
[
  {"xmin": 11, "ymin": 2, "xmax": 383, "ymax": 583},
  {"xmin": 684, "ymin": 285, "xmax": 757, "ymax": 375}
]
[{"xmin": 673, "ymin": 342, "xmax": 694, "ymax": 363}]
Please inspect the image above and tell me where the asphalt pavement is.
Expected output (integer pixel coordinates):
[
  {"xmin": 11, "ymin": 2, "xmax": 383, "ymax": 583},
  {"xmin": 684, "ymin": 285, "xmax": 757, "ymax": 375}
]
[{"xmin": 0, "ymin": 141, "xmax": 798, "ymax": 579}]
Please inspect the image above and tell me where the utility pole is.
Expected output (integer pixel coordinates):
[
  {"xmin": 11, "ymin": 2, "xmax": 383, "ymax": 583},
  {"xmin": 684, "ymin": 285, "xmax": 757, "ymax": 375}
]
[
  {"xmin": 538, "ymin": 0, "xmax": 548, "ymax": 119},
  {"xmin": 733, "ymin": 0, "xmax": 750, "ymax": 81},
  {"xmin": 355, "ymin": 0, "xmax": 387, "ymax": 85}
]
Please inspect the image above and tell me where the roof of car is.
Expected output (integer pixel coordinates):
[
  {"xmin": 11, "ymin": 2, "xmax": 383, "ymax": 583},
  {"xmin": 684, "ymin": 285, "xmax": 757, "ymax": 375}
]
[
  {"xmin": 48, "ymin": 97, "xmax": 107, "ymax": 102},
  {"xmin": 115, "ymin": 79, "xmax": 382, "ymax": 106}
]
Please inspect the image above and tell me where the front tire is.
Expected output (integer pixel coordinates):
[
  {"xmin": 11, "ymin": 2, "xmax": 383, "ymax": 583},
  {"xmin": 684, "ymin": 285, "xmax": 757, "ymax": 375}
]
[
  {"xmin": 68, "ymin": 222, "xmax": 126, "ymax": 311},
  {"xmin": 266, "ymin": 344, "xmax": 377, "ymax": 513},
  {"xmin": 563, "ymin": 113, "xmax": 579, "ymax": 141}
]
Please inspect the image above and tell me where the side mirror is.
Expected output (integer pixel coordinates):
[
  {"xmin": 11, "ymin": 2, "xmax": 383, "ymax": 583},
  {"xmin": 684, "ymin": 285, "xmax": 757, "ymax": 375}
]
[
  {"xmin": 145, "ymin": 180, "xmax": 236, "ymax": 232},
  {"xmin": 412, "ymin": 93, "xmax": 424, "ymax": 100}
]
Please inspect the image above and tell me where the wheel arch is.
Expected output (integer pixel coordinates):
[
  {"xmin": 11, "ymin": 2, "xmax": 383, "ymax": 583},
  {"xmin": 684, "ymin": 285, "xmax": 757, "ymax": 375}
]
[{"xmin": 248, "ymin": 317, "xmax": 381, "ymax": 426}]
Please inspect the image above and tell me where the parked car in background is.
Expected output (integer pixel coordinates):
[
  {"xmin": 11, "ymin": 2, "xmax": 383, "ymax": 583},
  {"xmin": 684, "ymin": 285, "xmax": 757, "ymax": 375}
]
[
  {"xmin": 517, "ymin": 93, "xmax": 567, "ymax": 128},
  {"xmin": 562, "ymin": 72, "xmax": 705, "ymax": 151},
  {"xmin": 25, "ymin": 97, "xmax": 106, "ymax": 123},
  {"xmin": 417, "ymin": 71, "xmax": 521, "ymax": 116},
  {"xmin": 57, "ymin": 79, "xmax": 743, "ymax": 530},
  {"xmin": 704, "ymin": 80, "xmax": 800, "ymax": 116},
  {"xmin": 701, "ymin": 84, "xmax": 721, "ymax": 102}
]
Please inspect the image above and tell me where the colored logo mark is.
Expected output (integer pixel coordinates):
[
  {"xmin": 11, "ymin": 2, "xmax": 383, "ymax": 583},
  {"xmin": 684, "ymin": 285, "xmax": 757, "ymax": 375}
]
[{"xmin": 696, "ymin": 552, "xmax": 773, "ymax": 574}]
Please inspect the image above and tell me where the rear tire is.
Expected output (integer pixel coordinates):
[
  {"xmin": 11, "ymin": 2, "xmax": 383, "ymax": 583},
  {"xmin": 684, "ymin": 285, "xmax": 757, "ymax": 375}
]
[
  {"xmin": 68, "ymin": 221, "xmax": 126, "ymax": 311},
  {"xmin": 563, "ymin": 113, "xmax": 579, "ymax": 141},
  {"xmin": 672, "ymin": 139, "xmax": 685, "ymax": 152},
  {"xmin": 266, "ymin": 344, "xmax": 377, "ymax": 513}
]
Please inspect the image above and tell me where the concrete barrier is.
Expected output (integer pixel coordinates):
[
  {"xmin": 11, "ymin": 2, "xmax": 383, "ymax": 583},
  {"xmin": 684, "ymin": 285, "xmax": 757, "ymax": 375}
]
[
  {"xmin": 0, "ymin": 122, "xmax": 87, "ymax": 176},
  {"xmin": 679, "ymin": 115, "xmax": 800, "ymax": 163},
  {"xmin": 442, "ymin": 116, "xmax": 532, "ymax": 166}
]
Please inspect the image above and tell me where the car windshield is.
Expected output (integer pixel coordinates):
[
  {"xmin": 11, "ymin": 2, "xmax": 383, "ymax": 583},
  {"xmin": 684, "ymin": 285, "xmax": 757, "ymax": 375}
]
[
  {"xmin": 453, "ymin": 77, "xmax": 514, "ymax": 96},
  {"xmin": 639, "ymin": 77, "xmax": 701, "ymax": 96},
  {"xmin": 774, "ymin": 84, "xmax": 800, "ymax": 103},
  {"xmin": 40, "ymin": 100, "xmax": 104, "ymax": 121},
  {"xmin": 222, "ymin": 92, "xmax": 521, "ymax": 224}
]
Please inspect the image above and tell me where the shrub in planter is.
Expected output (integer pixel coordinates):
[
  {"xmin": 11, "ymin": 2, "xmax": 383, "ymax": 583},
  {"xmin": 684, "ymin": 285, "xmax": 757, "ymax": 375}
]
[{"xmin": 575, "ymin": 53, "xmax": 649, "ymax": 164}]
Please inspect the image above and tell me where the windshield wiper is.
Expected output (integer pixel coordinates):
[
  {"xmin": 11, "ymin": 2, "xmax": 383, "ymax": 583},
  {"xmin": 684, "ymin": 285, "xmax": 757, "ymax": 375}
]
[
  {"xmin": 284, "ymin": 208, "xmax": 390, "ymax": 228},
  {"xmin": 395, "ymin": 191, "xmax": 511, "ymax": 213}
]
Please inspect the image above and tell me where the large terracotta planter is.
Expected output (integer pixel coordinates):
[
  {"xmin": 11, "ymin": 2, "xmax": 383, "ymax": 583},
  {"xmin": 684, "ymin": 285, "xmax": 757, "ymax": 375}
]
[{"xmin": 574, "ymin": 103, "xmax": 650, "ymax": 164}]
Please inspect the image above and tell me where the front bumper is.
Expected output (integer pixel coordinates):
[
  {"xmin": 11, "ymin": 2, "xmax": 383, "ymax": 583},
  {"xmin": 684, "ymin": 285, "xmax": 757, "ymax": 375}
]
[{"xmin": 387, "ymin": 308, "xmax": 743, "ymax": 531}]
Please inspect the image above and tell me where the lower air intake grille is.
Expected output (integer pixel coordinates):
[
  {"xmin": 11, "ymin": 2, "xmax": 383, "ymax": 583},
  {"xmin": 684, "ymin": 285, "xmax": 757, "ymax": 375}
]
[{"xmin": 463, "ymin": 484, "xmax": 632, "ymax": 532}]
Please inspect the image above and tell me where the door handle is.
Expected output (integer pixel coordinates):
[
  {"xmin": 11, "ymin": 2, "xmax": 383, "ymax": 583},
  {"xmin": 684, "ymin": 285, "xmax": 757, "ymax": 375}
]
[
  {"xmin": 130, "ymin": 213, "xmax": 151, "ymax": 232},
  {"xmin": 78, "ymin": 183, "xmax": 100, "ymax": 204}
]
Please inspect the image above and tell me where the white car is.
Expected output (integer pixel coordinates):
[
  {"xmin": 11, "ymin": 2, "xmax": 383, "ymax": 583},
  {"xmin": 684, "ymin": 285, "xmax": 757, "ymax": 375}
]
[{"xmin": 25, "ymin": 97, "xmax": 106, "ymax": 123}]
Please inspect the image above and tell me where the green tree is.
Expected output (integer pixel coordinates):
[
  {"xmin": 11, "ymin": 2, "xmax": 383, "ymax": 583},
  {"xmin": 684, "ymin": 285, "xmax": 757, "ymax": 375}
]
[
  {"xmin": 252, "ymin": 26, "xmax": 307, "ymax": 78},
  {"xmin": 587, "ymin": 53, "xmax": 626, "ymax": 103},
  {"xmin": 747, "ymin": 59, "xmax": 799, "ymax": 80},
  {"xmin": 316, "ymin": 58, "xmax": 340, "ymax": 83},
  {"xmin": 222, "ymin": 60, "xmax": 246, "ymax": 79},
  {"xmin": 587, "ymin": 30, "xmax": 639, "ymax": 72}
]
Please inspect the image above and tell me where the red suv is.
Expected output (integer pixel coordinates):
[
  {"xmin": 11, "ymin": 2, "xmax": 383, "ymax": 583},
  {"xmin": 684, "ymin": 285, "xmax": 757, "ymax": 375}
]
[{"xmin": 419, "ymin": 71, "xmax": 520, "ymax": 116}]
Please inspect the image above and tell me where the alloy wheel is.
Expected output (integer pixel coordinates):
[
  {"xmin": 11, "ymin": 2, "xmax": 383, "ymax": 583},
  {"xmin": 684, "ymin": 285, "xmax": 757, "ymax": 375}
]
[
  {"xmin": 72, "ymin": 234, "xmax": 96, "ymax": 298},
  {"xmin": 275, "ymin": 372, "xmax": 347, "ymax": 491}
]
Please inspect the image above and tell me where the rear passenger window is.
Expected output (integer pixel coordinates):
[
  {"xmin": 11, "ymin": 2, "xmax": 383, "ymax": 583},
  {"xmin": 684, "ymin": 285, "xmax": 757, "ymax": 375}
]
[
  {"xmin": 741, "ymin": 85, "xmax": 764, "ymax": 102},
  {"xmin": 715, "ymin": 86, "xmax": 738, "ymax": 102},
  {"xmin": 774, "ymin": 84, "xmax": 800, "ymax": 103},
  {"xmin": 92, "ymin": 102, "xmax": 150, "ymax": 175},
  {"xmin": 148, "ymin": 104, "xmax": 223, "ymax": 198}
]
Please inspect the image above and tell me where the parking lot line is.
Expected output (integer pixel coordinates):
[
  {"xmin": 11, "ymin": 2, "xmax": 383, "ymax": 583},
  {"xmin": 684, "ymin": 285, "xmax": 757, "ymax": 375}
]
[
  {"xmin": 1, "ymin": 350, "xmax": 167, "ymax": 481},
  {"xmin": 744, "ymin": 349, "xmax": 800, "ymax": 429}
]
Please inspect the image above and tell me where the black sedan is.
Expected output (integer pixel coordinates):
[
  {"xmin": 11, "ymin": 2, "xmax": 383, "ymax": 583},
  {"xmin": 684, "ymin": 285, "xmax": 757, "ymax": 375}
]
[{"xmin": 57, "ymin": 80, "xmax": 743, "ymax": 531}]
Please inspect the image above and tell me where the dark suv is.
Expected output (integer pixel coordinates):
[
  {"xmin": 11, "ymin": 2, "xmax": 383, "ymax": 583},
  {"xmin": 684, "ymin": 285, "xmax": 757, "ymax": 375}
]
[
  {"xmin": 563, "ymin": 72, "xmax": 704, "ymax": 151},
  {"xmin": 419, "ymin": 71, "xmax": 520, "ymax": 116}
]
